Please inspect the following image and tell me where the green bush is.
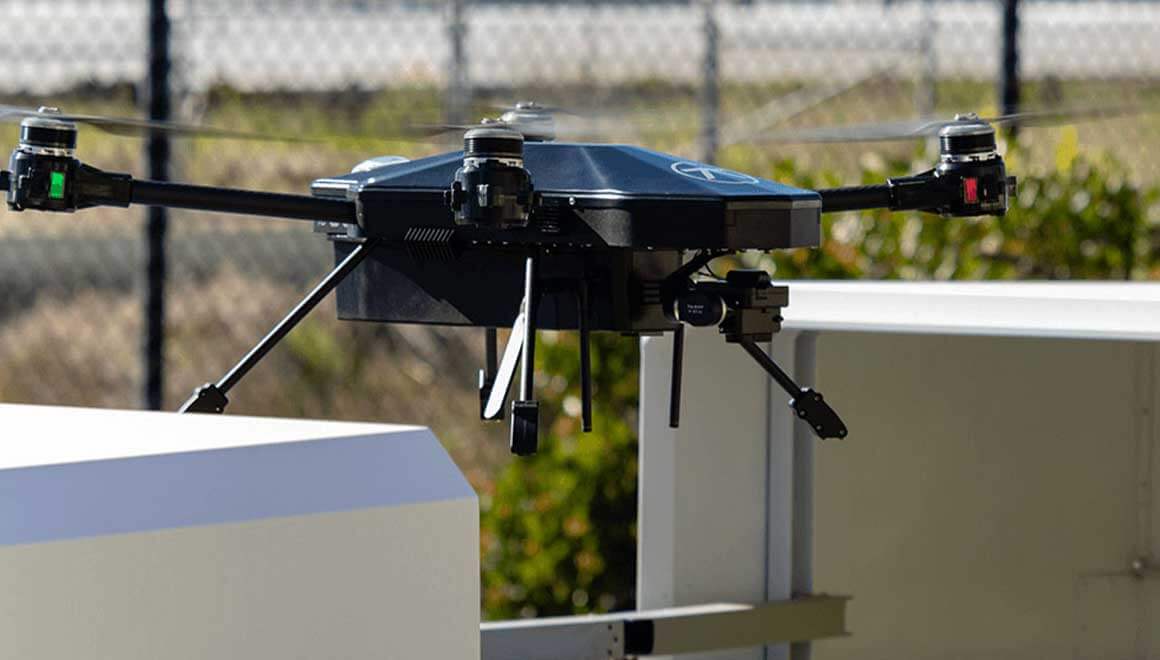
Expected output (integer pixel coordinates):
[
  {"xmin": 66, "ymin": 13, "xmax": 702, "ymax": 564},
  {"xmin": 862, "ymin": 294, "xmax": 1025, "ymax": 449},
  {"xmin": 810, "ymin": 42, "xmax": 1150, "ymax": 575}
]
[
  {"xmin": 752, "ymin": 139, "xmax": 1160, "ymax": 281},
  {"xmin": 478, "ymin": 141, "xmax": 1160, "ymax": 621},
  {"xmin": 480, "ymin": 332, "xmax": 639, "ymax": 619}
]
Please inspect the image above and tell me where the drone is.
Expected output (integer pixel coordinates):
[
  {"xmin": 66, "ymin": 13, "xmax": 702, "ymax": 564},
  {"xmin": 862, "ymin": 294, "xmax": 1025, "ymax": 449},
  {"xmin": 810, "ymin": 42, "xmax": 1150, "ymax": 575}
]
[{"xmin": 4, "ymin": 100, "xmax": 1105, "ymax": 455}]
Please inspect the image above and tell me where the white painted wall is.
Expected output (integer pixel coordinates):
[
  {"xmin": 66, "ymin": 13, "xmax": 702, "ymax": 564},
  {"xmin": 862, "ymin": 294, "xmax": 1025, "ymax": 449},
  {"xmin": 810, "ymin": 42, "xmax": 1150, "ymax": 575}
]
[
  {"xmin": 639, "ymin": 328, "xmax": 805, "ymax": 660},
  {"xmin": 0, "ymin": 406, "xmax": 480, "ymax": 660},
  {"xmin": 637, "ymin": 283, "xmax": 1160, "ymax": 660},
  {"xmin": 810, "ymin": 334, "xmax": 1160, "ymax": 660}
]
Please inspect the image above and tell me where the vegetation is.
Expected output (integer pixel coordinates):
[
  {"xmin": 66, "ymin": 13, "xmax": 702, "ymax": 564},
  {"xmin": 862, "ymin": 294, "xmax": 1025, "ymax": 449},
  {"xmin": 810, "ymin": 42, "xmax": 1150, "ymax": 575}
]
[
  {"xmin": 480, "ymin": 332, "xmax": 639, "ymax": 619},
  {"xmin": 754, "ymin": 135, "xmax": 1159, "ymax": 281}
]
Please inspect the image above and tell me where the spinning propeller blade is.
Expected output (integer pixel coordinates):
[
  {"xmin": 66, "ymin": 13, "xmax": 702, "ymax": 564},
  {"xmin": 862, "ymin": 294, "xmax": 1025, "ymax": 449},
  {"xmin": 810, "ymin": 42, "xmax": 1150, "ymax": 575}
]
[
  {"xmin": 409, "ymin": 120, "xmax": 616, "ymax": 141},
  {"xmin": 488, "ymin": 101, "xmax": 575, "ymax": 116},
  {"xmin": 750, "ymin": 103, "xmax": 1150, "ymax": 144},
  {"xmin": 0, "ymin": 105, "xmax": 305, "ymax": 141},
  {"xmin": 408, "ymin": 101, "xmax": 638, "ymax": 143}
]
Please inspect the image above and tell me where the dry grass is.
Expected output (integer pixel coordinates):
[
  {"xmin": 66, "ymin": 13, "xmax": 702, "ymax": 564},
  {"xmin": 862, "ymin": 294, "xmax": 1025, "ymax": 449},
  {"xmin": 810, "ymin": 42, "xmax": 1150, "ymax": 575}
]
[{"xmin": 0, "ymin": 268, "xmax": 511, "ymax": 479}]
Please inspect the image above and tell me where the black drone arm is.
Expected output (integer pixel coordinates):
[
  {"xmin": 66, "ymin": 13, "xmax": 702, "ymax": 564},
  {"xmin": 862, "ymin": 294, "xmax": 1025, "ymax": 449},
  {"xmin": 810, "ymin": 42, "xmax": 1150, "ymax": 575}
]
[
  {"xmin": 4, "ymin": 159, "xmax": 357, "ymax": 224},
  {"xmin": 816, "ymin": 157, "xmax": 1015, "ymax": 217},
  {"xmin": 817, "ymin": 174, "xmax": 963, "ymax": 215},
  {"xmin": 131, "ymin": 179, "xmax": 356, "ymax": 224},
  {"xmin": 816, "ymin": 183, "xmax": 893, "ymax": 213}
]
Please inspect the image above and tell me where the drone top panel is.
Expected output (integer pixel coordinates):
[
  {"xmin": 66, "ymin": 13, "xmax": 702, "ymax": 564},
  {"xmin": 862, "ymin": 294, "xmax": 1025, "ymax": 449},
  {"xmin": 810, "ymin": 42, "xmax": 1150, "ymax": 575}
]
[{"xmin": 312, "ymin": 142, "xmax": 821, "ymax": 251}]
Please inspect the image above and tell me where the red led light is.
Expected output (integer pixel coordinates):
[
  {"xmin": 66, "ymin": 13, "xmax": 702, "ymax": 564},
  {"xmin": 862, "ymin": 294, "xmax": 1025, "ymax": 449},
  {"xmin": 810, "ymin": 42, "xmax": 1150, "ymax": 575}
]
[{"xmin": 963, "ymin": 177, "xmax": 979, "ymax": 204}]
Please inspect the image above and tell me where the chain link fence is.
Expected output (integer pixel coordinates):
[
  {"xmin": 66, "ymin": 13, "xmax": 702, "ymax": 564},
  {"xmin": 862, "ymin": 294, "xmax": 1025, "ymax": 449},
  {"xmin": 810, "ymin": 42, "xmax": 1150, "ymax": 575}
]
[{"xmin": 0, "ymin": 0, "xmax": 1157, "ymax": 472}]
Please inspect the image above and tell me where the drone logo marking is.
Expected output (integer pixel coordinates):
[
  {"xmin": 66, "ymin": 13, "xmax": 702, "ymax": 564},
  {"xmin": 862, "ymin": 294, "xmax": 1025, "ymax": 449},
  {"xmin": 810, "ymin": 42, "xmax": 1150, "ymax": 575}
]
[{"xmin": 670, "ymin": 161, "xmax": 759, "ymax": 185}]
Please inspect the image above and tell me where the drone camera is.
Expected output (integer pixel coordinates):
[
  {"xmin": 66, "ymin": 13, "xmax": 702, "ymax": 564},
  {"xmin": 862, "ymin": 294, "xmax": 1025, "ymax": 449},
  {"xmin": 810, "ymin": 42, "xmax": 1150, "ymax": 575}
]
[
  {"xmin": 670, "ymin": 268, "xmax": 788, "ymax": 342},
  {"xmin": 665, "ymin": 263, "xmax": 843, "ymax": 439},
  {"xmin": 673, "ymin": 289, "xmax": 726, "ymax": 327},
  {"xmin": 447, "ymin": 126, "xmax": 538, "ymax": 228},
  {"xmin": 714, "ymin": 270, "xmax": 788, "ymax": 343}
]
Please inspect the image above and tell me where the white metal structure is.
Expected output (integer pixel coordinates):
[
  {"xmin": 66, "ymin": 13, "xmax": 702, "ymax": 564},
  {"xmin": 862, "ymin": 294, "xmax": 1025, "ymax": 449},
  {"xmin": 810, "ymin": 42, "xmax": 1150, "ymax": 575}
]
[
  {"xmin": 639, "ymin": 281, "xmax": 1160, "ymax": 660},
  {"xmin": 0, "ymin": 406, "xmax": 480, "ymax": 660}
]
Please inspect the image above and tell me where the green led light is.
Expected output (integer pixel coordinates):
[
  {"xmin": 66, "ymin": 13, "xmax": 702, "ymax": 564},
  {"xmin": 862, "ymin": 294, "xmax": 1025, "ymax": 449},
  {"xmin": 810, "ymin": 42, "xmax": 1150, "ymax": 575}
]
[{"xmin": 49, "ymin": 171, "xmax": 66, "ymax": 200}]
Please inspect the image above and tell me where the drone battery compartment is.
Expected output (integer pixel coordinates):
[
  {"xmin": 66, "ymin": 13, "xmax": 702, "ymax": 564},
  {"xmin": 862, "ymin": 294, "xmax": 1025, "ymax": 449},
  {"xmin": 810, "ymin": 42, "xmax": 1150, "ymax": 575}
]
[{"xmin": 333, "ymin": 241, "xmax": 679, "ymax": 332}]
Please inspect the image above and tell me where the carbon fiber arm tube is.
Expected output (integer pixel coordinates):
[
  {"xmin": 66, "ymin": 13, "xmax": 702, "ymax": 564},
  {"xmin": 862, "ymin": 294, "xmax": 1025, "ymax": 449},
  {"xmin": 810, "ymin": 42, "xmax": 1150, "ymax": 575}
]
[
  {"xmin": 816, "ymin": 184, "xmax": 893, "ymax": 213},
  {"xmin": 131, "ymin": 179, "xmax": 357, "ymax": 224}
]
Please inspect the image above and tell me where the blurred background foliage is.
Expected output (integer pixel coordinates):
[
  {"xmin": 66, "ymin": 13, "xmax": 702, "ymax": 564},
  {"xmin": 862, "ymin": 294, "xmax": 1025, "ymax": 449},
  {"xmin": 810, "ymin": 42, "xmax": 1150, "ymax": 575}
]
[
  {"xmin": 753, "ymin": 136, "xmax": 1160, "ymax": 282},
  {"xmin": 481, "ymin": 332, "xmax": 639, "ymax": 618}
]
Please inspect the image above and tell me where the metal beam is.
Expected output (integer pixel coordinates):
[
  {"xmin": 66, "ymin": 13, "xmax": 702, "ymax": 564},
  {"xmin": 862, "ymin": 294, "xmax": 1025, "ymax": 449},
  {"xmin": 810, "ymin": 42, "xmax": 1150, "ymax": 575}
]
[
  {"xmin": 481, "ymin": 613, "xmax": 623, "ymax": 660},
  {"xmin": 480, "ymin": 596, "xmax": 848, "ymax": 660}
]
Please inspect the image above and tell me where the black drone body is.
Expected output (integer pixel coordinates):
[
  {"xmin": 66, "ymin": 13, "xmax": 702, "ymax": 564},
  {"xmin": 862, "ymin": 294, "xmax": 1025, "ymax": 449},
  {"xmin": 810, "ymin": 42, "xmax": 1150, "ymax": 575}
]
[
  {"xmin": 313, "ymin": 140, "xmax": 821, "ymax": 332},
  {"xmin": 1, "ymin": 103, "xmax": 1030, "ymax": 455}
]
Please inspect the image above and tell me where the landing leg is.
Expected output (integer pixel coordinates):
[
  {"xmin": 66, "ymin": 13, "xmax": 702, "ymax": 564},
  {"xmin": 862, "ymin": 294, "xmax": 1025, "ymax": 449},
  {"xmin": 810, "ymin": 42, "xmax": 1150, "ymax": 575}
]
[
  {"xmin": 479, "ymin": 328, "xmax": 500, "ymax": 420},
  {"xmin": 179, "ymin": 240, "xmax": 375, "ymax": 414},
  {"xmin": 509, "ymin": 253, "xmax": 540, "ymax": 455},
  {"xmin": 481, "ymin": 308, "xmax": 527, "ymax": 422},
  {"xmin": 737, "ymin": 338, "xmax": 847, "ymax": 440}
]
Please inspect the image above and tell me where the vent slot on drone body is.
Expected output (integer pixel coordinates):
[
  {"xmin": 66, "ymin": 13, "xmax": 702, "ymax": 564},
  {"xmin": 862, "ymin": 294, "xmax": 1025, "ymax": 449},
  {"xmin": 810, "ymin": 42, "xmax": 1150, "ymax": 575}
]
[
  {"xmin": 404, "ymin": 226, "xmax": 457, "ymax": 260},
  {"xmin": 532, "ymin": 204, "xmax": 567, "ymax": 234},
  {"xmin": 640, "ymin": 281, "xmax": 663, "ymax": 306}
]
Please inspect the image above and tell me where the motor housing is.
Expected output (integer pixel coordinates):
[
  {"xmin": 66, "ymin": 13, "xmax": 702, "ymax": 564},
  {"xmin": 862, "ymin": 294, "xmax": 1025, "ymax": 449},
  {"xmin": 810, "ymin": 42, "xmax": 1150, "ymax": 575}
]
[
  {"xmin": 7, "ymin": 109, "xmax": 79, "ymax": 212},
  {"xmin": 447, "ymin": 126, "xmax": 537, "ymax": 228},
  {"xmin": 932, "ymin": 116, "xmax": 1012, "ymax": 216}
]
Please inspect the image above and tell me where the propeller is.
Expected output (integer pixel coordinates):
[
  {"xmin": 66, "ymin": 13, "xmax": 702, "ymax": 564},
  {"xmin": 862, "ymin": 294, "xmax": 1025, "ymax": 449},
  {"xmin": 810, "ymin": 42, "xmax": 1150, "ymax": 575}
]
[
  {"xmin": 748, "ymin": 104, "xmax": 1150, "ymax": 144},
  {"xmin": 2, "ymin": 105, "xmax": 304, "ymax": 141},
  {"xmin": 427, "ymin": 101, "xmax": 564, "ymax": 137},
  {"xmin": 410, "ymin": 119, "xmax": 565, "ymax": 142},
  {"xmin": 7, "ymin": 101, "xmax": 618, "ymax": 145},
  {"xmin": 488, "ymin": 101, "xmax": 574, "ymax": 116},
  {"xmin": 412, "ymin": 100, "xmax": 639, "ymax": 143}
]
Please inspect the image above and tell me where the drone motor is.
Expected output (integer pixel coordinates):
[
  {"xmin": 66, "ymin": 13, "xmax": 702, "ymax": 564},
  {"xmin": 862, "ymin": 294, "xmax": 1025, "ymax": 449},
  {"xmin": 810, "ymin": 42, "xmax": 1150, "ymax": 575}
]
[
  {"xmin": 447, "ymin": 125, "xmax": 538, "ymax": 228},
  {"xmin": 7, "ymin": 108, "xmax": 79, "ymax": 212},
  {"xmin": 932, "ymin": 115, "xmax": 1010, "ymax": 216},
  {"xmin": 838, "ymin": 115, "xmax": 1015, "ymax": 218}
]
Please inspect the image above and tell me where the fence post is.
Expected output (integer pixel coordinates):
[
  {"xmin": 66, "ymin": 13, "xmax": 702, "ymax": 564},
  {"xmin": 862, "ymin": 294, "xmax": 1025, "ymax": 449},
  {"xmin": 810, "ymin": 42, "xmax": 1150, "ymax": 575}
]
[
  {"xmin": 699, "ymin": 0, "xmax": 719, "ymax": 165},
  {"xmin": 447, "ymin": 0, "xmax": 469, "ymax": 125},
  {"xmin": 915, "ymin": 0, "xmax": 937, "ymax": 116},
  {"xmin": 999, "ymin": 0, "xmax": 1020, "ymax": 121},
  {"xmin": 144, "ymin": 0, "xmax": 171, "ymax": 410}
]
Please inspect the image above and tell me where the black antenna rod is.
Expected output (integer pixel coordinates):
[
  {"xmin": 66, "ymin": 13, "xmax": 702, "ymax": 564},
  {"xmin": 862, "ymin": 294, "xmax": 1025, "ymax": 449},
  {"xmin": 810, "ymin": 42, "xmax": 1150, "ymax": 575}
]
[
  {"xmin": 578, "ymin": 281, "xmax": 593, "ymax": 432},
  {"xmin": 669, "ymin": 324, "xmax": 685, "ymax": 428}
]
